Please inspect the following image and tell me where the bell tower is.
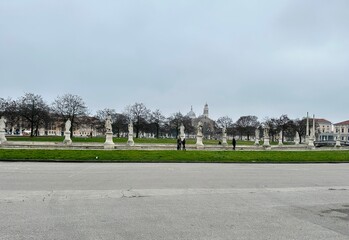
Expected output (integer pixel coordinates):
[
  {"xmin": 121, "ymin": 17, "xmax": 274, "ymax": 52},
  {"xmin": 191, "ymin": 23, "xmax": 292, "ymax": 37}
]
[{"xmin": 203, "ymin": 103, "xmax": 209, "ymax": 118}]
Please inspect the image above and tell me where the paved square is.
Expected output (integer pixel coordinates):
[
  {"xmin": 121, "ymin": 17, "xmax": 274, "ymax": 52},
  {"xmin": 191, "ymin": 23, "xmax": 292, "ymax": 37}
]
[{"xmin": 0, "ymin": 162, "xmax": 348, "ymax": 239}]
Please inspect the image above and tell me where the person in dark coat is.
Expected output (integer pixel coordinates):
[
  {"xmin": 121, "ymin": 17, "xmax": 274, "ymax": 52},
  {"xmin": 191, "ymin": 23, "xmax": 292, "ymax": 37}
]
[
  {"xmin": 232, "ymin": 137, "xmax": 236, "ymax": 150},
  {"xmin": 177, "ymin": 138, "xmax": 181, "ymax": 150},
  {"xmin": 181, "ymin": 138, "xmax": 186, "ymax": 150}
]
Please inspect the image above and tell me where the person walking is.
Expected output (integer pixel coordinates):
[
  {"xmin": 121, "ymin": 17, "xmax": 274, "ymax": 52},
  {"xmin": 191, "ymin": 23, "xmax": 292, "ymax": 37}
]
[
  {"xmin": 181, "ymin": 138, "xmax": 186, "ymax": 150},
  {"xmin": 232, "ymin": 137, "xmax": 236, "ymax": 150},
  {"xmin": 177, "ymin": 138, "xmax": 181, "ymax": 150}
]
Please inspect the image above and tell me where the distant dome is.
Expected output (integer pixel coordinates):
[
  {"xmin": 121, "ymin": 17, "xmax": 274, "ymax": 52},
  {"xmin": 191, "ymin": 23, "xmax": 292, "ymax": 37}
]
[{"xmin": 186, "ymin": 106, "xmax": 196, "ymax": 119}]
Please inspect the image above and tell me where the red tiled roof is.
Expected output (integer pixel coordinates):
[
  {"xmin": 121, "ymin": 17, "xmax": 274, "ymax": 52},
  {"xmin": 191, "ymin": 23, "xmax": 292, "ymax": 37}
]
[
  {"xmin": 334, "ymin": 120, "xmax": 349, "ymax": 125},
  {"xmin": 315, "ymin": 118, "xmax": 332, "ymax": 124}
]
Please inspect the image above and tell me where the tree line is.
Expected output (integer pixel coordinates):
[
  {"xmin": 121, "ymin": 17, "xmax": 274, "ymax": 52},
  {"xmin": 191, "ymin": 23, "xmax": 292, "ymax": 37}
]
[{"xmin": 0, "ymin": 93, "xmax": 311, "ymax": 142}]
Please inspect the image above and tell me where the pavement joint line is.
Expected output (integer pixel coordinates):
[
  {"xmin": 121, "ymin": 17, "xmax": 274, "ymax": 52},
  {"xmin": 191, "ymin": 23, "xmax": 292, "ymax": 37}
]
[{"xmin": 1, "ymin": 186, "xmax": 348, "ymax": 202}]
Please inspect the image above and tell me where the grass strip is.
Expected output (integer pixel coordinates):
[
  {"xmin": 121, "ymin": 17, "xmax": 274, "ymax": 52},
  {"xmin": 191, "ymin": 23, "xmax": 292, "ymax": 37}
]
[{"xmin": 1, "ymin": 149, "xmax": 349, "ymax": 163}]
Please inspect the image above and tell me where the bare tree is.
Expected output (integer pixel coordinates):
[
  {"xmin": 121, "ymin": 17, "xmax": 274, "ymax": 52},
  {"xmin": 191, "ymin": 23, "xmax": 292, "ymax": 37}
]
[
  {"xmin": 51, "ymin": 94, "xmax": 88, "ymax": 137},
  {"xmin": 0, "ymin": 98, "xmax": 20, "ymax": 134},
  {"xmin": 168, "ymin": 112, "xmax": 184, "ymax": 138},
  {"xmin": 216, "ymin": 115, "xmax": 234, "ymax": 136},
  {"xmin": 112, "ymin": 113, "xmax": 128, "ymax": 137},
  {"xmin": 168, "ymin": 112, "xmax": 194, "ymax": 138},
  {"xmin": 18, "ymin": 93, "xmax": 50, "ymax": 137},
  {"xmin": 149, "ymin": 109, "xmax": 165, "ymax": 138},
  {"xmin": 216, "ymin": 116, "xmax": 233, "ymax": 128},
  {"xmin": 234, "ymin": 115, "xmax": 259, "ymax": 140},
  {"xmin": 123, "ymin": 103, "xmax": 150, "ymax": 138},
  {"xmin": 275, "ymin": 114, "xmax": 291, "ymax": 142},
  {"xmin": 262, "ymin": 117, "xmax": 277, "ymax": 142}
]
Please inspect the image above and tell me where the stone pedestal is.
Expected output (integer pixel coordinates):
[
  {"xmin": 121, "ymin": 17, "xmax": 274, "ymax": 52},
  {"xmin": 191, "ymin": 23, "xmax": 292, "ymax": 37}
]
[
  {"xmin": 278, "ymin": 131, "xmax": 283, "ymax": 146},
  {"xmin": 335, "ymin": 137, "xmax": 341, "ymax": 148},
  {"xmin": 305, "ymin": 135, "xmax": 309, "ymax": 144},
  {"xmin": 104, "ymin": 131, "xmax": 114, "ymax": 149},
  {"xmin": 196, "ymin": 134, "xmax": 204, "ymax": 149},
  {"xmin": 308, "ymin": 137, "xmax": 315, "ymax": 149},
  {"xmin": 63, "ymin": 131, "xmax": 72, "ymax": 145},
  {"xmin": 0, "ymin": 130, "xmax": 7, "ymax": 144},
  {"xmin": 294, "ymin": 133, "xmax": 299, "ymax": 145},
  {"xmin": 127, "ymin": 134, "xmax": 134, "ymax": 146},
  {"xmin": 222, "ymin": 135, "xmax": 227, "ymax": 147},
  {"xmin": 254, "ymin": 138, "xmax": 259, "ymax": 146},
  {"xmin": 263, "ymin": 137, "xmax": 270, "ymax": 148}
]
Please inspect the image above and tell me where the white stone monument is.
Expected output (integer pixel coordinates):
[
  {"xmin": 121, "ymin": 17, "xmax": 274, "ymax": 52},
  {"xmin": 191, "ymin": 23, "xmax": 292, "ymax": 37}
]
[
  {"xmin": 254, "ymin": 128, "xmax": 260, "ymax": 145},
  {"xmin": 179, "ymin": 123, "xmax": 185, "ymax": 141},
  {"xmin": 278, "ymin": 130, "xmax": 283, "ymax": 146},
  {"xmin": 263, "ymin": 127, "xmax": 270, "ymax": 148},
  {"xmin": 63, "ymin": 119, "xmax": 72, "ymax": 145},
  {"xmin": 308, "ymin": 115, "xmax": 315, "ymax": 148},
  {"xmin": 294, "ymin": 132, "xmax": 300, "ymax": 145},
  {"xmin": 222, "ymin": 127, "xmax": 227, "ymax": 147},
  {"xmin": 104, "ymin": 115, "xmax": 114, "ymax": 149},
  {"xmin": 196, "ymin": 121, "xmax": 204, "ymax": 149},
  {"xmin": 127, "ymin": 123, "xmax": 134, "ymax": 146},
  {"xmin": 0, "ymin": 116, "xmax": 7, "ymax": 144},
  {"xmin": 305, "ymin": 112, "xmax": 310, "ymax": 144},
  {"xmin": 335, "ymin": 130, "xmax": 341, "ymax": 148}
]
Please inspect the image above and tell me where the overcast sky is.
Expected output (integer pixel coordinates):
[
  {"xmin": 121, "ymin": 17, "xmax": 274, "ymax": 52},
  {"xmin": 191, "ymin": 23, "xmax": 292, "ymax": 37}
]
[{"xmin": 1, "ymin": 0, "xmax": 348, "ymax": 123}]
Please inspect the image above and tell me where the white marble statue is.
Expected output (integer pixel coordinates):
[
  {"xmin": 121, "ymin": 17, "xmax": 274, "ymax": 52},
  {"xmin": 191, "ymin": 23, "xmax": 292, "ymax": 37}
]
[
  {"xmin": 294, "ymin": 132, "xmax": 300, "ymax": 145},
  {"xmin": 254, "ymin": 128, "xmax": 260, "ymax": 145},
  {"xmin": 197, "ymin": 121, "xmax": 203, "ymax": 136},
  {"xmin": 263, "ymin": 127, "xmax": 269, "ymax": 138},
  {"xmin": 128, "ymin": 123, "xmax": 133, "ymax": 134},
  {"xmin": 63, "ymin": 119, "xmax": 72, "ymax": 144},
  {"xmin": 127, "ymin": 122, "xmax": 134, "ymax": 146},
  {"xmin": 196, "ymin": 121, "xmax": 204, "ymax": 148},
  {"xmin": 65, "ymin": 119, "xmax": 71, "ymax": 132},
  {"xmin": 179, "ymin": 123, "xmax": 185, "ymax": 140},
  {"xmin": 278, "ymin": 130, "xmax": 283, "ymax": 145},
  {"xmin": 180, "ymin": 123, "xmax": 185, "ymax": 135},
  {"xmin": 222, "ymin": 127, "xmax": 227, "ymax": 146},
  {"xmin": 0, "ymin": 116, "xmax": 6, "ymax": 131},
  {"xmin": 105, "ymin": 115, "xmax": 112, "ymax": 132}
]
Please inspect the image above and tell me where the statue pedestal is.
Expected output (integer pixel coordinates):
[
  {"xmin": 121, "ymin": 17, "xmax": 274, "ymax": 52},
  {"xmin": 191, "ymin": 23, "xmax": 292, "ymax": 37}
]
[
  {"xmin": 335, "ymin": 139, "xmax": 341, "ymax": 148},
  {"xmin": 63, "ymin": 131, "xmax": 72, "ymax": 145},
  {"xmin": 294, "ymin": 138, "xmax": 299, "ymax": 145},
  {"xmin": 127, "ymin": 134, "xmax": 134, "ymax": 146},
  {"xmin": 222, "ymin": 136, "xmax": 227, "ymax": 147},
  {"xmin": 196, "ymin": 135, "xmax": 204, "ymax": 149},
  {"xmin": 254, "ymin": 139, "xmax": 259, "ymax": 146},
  {"xmin": 305, "ymin": 135, "xmax": 309, "ymax": 144},
  {"xmin": 278, "ymin": 139, "xmax": 283, "ymax": 146},
  {"xmin": 307, "ymin": 138, "xmax": 315, "ymax": 149},
  {"xmin": 104, "ymin": 132, "xmax": 114, "ymax": 149},
  {"xmin": 0, "ymin": 130, "xmax": 7, "ymax": 144},
  {"xmin": 263, "ymin": 137, "xmax": 270, "ymax": 149}
]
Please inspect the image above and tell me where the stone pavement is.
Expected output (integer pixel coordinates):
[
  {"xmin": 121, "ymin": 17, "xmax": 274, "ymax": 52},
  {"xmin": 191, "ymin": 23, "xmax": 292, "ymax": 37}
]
[{"xmin": 0, "ymin": 162, "xmax": 348, "ymax": 240}]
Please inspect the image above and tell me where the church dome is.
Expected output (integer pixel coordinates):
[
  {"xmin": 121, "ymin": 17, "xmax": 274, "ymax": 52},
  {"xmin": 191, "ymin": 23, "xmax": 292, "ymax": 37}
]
[{"xmin": 186, "ymin": 106, "xmax": 196, "ymax": 119}]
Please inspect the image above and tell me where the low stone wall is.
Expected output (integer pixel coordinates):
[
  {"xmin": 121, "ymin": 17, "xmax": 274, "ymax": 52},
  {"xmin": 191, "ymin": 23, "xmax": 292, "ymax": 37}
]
[{"xmin": 1, "ymin": 141, "xmax": 349, "ymax": 151}]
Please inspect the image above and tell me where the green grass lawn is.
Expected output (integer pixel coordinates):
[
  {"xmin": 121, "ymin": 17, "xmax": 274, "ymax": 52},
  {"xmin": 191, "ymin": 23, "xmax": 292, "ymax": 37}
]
[
  {"xmin": 5, "ymin": 136, "xmax": 289, "ymax": 145},
  {"xmin": 0, "ymin": 149, "xmax": 348, "ymax": 163}
]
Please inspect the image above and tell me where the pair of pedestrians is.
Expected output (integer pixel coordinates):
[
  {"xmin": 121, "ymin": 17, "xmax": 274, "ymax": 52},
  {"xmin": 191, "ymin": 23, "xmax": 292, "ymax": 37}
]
[{"xmin": 177, "ymin": 138, "xmax": 186, "ymax": 150}]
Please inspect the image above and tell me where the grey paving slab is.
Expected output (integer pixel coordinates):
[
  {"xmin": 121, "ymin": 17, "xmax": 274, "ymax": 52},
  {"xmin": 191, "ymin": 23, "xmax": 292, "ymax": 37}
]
[{"xmin": 0, "ymin": 162, "xmax": 348, "ymax": 240}]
